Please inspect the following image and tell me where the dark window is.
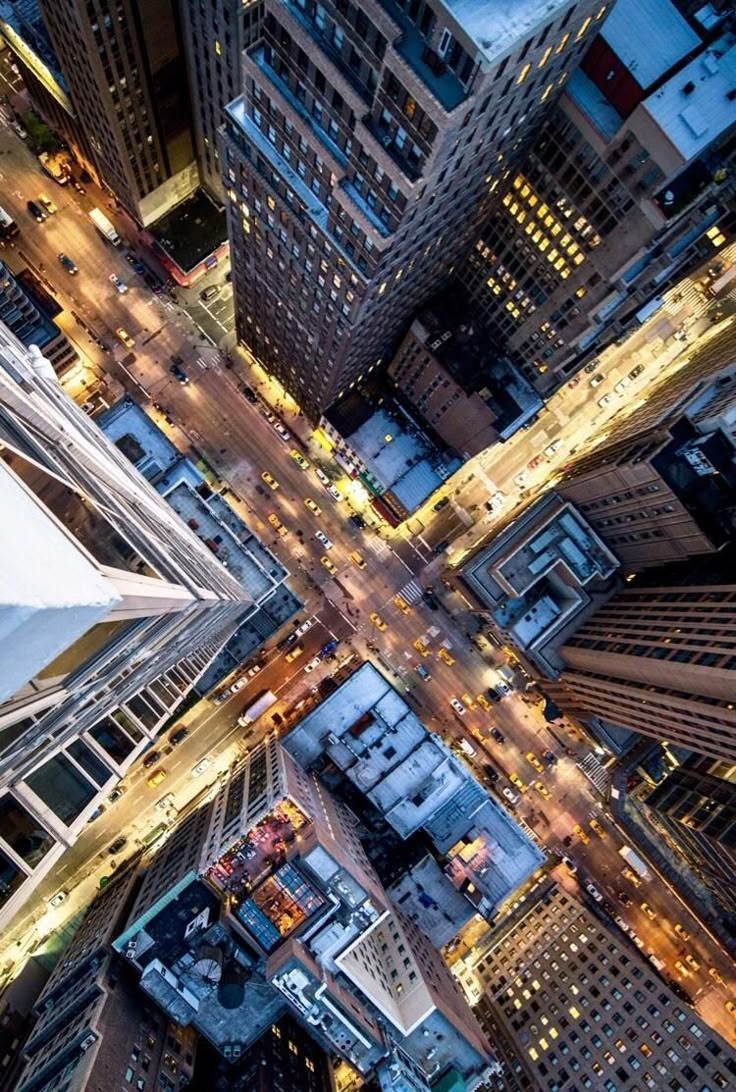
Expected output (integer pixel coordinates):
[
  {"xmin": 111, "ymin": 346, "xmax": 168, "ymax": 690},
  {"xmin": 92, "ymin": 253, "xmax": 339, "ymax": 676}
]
[{"xmin": 0, "ymin": 796, "xmax": 55, "ymax": 867}]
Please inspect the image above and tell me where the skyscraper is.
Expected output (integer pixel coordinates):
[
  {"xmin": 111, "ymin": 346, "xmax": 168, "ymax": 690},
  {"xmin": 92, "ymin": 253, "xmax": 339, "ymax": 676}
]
[
  {"xmin": 456, "ymin": 879, "xmax": 736, "ymax": 1090},
  {"xmin": 115, "ymin": 730, "xmax": 496, "ymax": 1086},
  {"xmin": 557, "ymin": 342, "xmax": 736, "ymax": 569},
  {"xmin": 553, "ymin": 572, "xmax": 736, "ymax": 762},
  {"xmin": 178, "ymin": 0, "xmax": 263, "ymax": 199},
  {"xmin": 461, "ymin": 0, "xmax": 736, "ymax": 394},
  {"xmin": 638, "ymin": 754, "xmax": 736, "ymax": 920},
  {"xmin": 0, "ymin": 321, "xmax": 251, "ymax": 926},
  {"xmin": 37, "ymin": 0, "xmax": 198, "ymax": 224},
  {"xmin": 221, "ymin": 0, "xmax": 605, "ymax": 417}
]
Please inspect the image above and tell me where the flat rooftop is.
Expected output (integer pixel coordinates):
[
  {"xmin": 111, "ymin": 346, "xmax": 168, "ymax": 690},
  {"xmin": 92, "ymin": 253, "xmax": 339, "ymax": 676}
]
[
  {"xmin": 444, "ymin": 0, "xmax": 573, "ymax": 65},
  {"xmin": 600, "ymin": 0, "xmax": 701, "ymax": 88},
  {"xmin": 151, "ymin": 189, "xmax": 228, "ymax": 273},
  {"xmin": 641, "ymin": 35, "xmax": 736, "ymax": 162},
  {"xmin": 164, "ymin": 480, "xmax": 273, "ymax": 600},
  {"xmin": 496, "ymin": 502, "xmax": 618, "ymax": 596},
  {"xmin": 97, "ymin": 396, "xmax": 180, "ymax": 481}
]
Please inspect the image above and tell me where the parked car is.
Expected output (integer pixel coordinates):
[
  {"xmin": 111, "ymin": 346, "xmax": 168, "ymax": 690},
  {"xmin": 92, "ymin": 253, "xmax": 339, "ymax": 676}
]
[
  {"xmin": 48, "ymin": 891, "xmax": 67, "ymax": 908},
  {"xmin": 585, "ymin": 881, "xmax": 604, "ymax": 903},
  {"xmin": 200, "ymin": 284, "xmax": 220, "ymax": 302},
  {"xmin": 169, "ymin": 725, "xmax": 188, "ymax": 746},
  {"xmin": 502, "ymin": 786, "xmax": 519, "ymax": 805},
  {"xmin": 142, "ymin": 750, "xmax": 161, "ymax": 769},
  {"xmin": 490, "ymin": 727, "xmax": 505, "ymax": 743},
  {"xmin": 108, "ymin": 836, "xmax": 127, "ymax": 856},
  {"xmin": 27, "ymin": 199, "xmax": 46, "ymax": 222}
]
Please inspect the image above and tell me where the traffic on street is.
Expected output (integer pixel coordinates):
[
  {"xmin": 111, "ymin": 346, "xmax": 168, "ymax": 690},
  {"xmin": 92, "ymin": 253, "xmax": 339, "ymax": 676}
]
[{"xmin": 1, "ymin": 106, "xmax": 735, "ymax": 1045}]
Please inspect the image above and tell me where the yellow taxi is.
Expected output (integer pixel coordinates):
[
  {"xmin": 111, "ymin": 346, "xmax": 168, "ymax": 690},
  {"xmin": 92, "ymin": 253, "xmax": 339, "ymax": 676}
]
[
  {"xmin": 349, "ymin": 551, "xmax": 367, "ymax": 569},
  {"xmin": 573, "ymin": 823, "xmax": 590, "ymax": 845},
  {"xmin": 460, "ymin": 692, "xmax": 476, "ymax": 710},
  {"xmin": 116, "ymin": 327, "xmax": 135, "ymax": 348},
  {"xmin": 509, "ymin": 773, "xmax": 528, "ymax": 792},
  {"xmin": 285, "ymin": 643, "xmax": 304, "ymax": 663},
  {"xmin": 320, "ymin": 555, "xmax": 337, "ymax": 575},
  {"xmin": 674, "ymin": 923, "xmax": 691, "ymax": 941},
  {"xmin": 725, "ymin": 1000, "xmax": 736, "ymax": 1015},
  {"xmin": 393, "ymin": 593, "xmax": 412, "ymax": 615},
  {"xmin": 476, "ymin": 693, "xmax": 492, "ymax": 712},
  {"xmin": 438, "ymin": 647, "xmax": 455, "ymax": 666},
  {"xmin": 290, "ymin": 448, "xmax": 310, "ymax": 470},
  {"xmin": 534, "ymin": 780, "xmax": 551, "ymax": 799},
  {"xmin": 304, "ymin": 497, "xmax": 322, "ymax": 516},
  {"xmin": 267, "ymin": 512, "xmax": 288, "ymax": 537},
  {"xmin": 413, "ymin": 638, "xmax": 430, "ymax": 656},
  {"xmin": 370, "ymin": 612, "xmax": 387, "ymax": 632},
  {"xmin": 590, "ymin": 818, "xmax": 606, "ymax": 838},
  {"xmin": 261, "ymin": 471, "xmax": 279, "ymax": 490},
  {"xmin": 525, "ymin": 751, "xmax": 544, "ymax": 773},
  {"xmin": 640, "ymin": 902, "xmax": 657, "ymax": 921},
  {"xmin": 147, "ymin": 768, "xmax": 168, "ymax": 788}
]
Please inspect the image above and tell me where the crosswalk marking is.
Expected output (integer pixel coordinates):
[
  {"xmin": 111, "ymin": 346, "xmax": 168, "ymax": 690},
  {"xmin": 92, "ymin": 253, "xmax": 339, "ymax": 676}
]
[
  {"xmin": 366, "ymin": 537, "xmax": 390, "ymax": 559},
  {"xmin": 576, "ymin": 753, "xmax": 610, "ymax": 795},
  {"xmin": 398, "ymin": 579, "xmax": 424, "ymax": 604}
]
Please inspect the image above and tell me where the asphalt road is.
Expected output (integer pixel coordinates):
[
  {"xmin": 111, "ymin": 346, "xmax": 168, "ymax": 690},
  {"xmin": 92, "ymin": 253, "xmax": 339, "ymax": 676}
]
[{"xmin": 0, "ymin": 115, "xmax": 734, "ymax": 1042}]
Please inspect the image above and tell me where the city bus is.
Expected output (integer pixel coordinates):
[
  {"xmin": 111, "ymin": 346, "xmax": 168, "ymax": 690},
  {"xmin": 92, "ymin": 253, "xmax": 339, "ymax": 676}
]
[{"xmin": 0, "ymin": 205, "xmax": 19, "ymax": 241}]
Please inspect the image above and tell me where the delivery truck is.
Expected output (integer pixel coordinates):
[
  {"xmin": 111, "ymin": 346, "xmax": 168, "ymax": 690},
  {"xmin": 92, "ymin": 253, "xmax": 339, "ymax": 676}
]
[
  {"xmin": 89, "ymin": 207, "xmax": 122, "ymax": 246},
  {"xmin": 619, "ymin": 845, "xmax": 651, "ymax": 880},
  {"xmin": 237, "ymin": 689, "xmax": 277, "ymax": 728}
]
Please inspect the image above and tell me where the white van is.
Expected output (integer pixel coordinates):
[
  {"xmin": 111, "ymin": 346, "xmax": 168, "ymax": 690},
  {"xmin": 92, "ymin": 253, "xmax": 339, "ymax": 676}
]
[{"xmin": 456, "ymin": 738, "xmax": 476, "ymax": 758}]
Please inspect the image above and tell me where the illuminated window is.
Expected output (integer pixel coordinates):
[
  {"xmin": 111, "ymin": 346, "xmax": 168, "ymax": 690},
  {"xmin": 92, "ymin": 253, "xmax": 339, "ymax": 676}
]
[
  {"xmin": 576, "ymin": 17, "xmax": 591, "ymax": 39},
  {"xmin": 596, "ymin": 4, "xmax": 607, "ymax": 18},
  {"xmin": 540, "ymin": 83, "xmax": 553, "ymax": 102},
  {"xmin": 538, "ymin": 46, "xmax": 552, "ymax": 68},
  {"xmin": 556, "ymin": 32, "xmax": 570, "ymax": 53},
  {"xmin": 378, "ymin": 281, "xmax": 387, "ymax": 295},
  {"xmin": 517, "ymin": 63, "xmax": 532, "ymax": 85},
  {"xmin": 215, "ymin": 40, "xmax": 222, "ymax": 55}
]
